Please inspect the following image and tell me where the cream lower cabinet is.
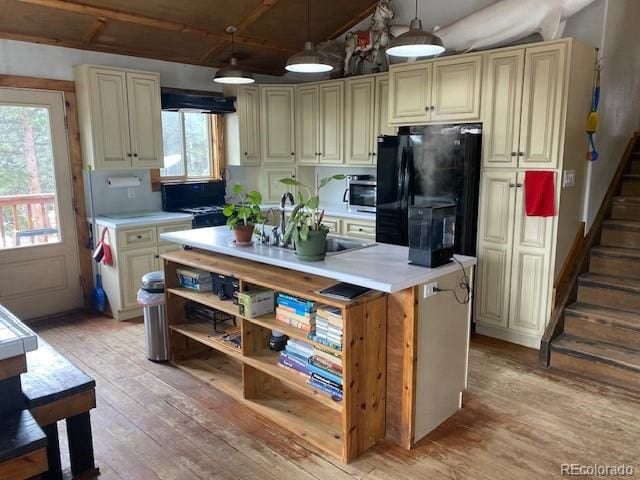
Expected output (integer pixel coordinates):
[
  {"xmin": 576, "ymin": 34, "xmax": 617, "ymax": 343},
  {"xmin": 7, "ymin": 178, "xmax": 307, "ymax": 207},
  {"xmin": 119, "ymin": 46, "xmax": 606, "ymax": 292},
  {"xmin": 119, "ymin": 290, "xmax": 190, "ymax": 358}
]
[
  {"xmin": 283, "ymin": 214, "xmax": 375, "ymax": 240},
  {"xmin": 75, "ymin": 65, "xmax": 163, "ymax": 170},
  {"xmin": 475, "ymin": 171, "xmax": 554, "ymax": 348},
  {"xmin": 482, "ymin": 43, "xmax": 567, "ymax": 169},
  {"xmin": 99, "ymin": 220, "xmax": 191, "ymax": 320}
]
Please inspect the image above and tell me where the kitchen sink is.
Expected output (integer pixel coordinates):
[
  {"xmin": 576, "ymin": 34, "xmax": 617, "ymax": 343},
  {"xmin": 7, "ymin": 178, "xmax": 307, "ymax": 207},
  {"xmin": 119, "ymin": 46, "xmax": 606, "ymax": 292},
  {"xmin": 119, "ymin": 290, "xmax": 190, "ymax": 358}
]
[{"xmin": 261, "ymin": 232, "xmax": 375, "ymax": 256}]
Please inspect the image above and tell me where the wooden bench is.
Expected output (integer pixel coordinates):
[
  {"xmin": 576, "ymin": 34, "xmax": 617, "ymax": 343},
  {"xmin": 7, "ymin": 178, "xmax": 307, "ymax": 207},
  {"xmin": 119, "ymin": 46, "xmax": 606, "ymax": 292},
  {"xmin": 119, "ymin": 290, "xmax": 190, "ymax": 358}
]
[
  {"xmin": 0, "ymin": 410, "xmax": 48, "ymax": 480},
  {"xmin": 21, "ymin": 339, "xmax": 98, "ymax": 480}
]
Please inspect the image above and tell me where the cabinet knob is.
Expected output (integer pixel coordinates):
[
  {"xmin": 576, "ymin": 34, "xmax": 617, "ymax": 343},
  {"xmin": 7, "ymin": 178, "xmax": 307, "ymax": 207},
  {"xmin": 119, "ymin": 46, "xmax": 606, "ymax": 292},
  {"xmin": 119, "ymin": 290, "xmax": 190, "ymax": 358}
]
[
  {"xmin": 424, "ymin": 106, "xmax": 429, "ymax": 112},
  {"xmin": 133, "ymin": 153, "xmax": 138, "ymax": 157},
  {"xmin": 430, "ymin": 105, "xmax": 435, "ymax": 110},
  {"xmin": 371, "ymin": 152, "xmax": 376, "ymax": 156},
  {"xmin": 154, "ymin": 254, "xmax": 159, "ymax": 259},
  {"xmin": 127, "ymin": 153, "xmax": 132, "ymax": 157},
  {"xmin": 511, "ymin": 152, "xmax": 518, "ymax": 157},
  {"xmin": 516, "ymin": 183, "xmax": 523, "ymax": 188},
  {"xmin": 518, "ymin": 151, "xmax": 525, "ymax": 156},
  {"xmin": 291, "ymin": 152, "xmax": 295, "ymax": 156},
  {"xmin": 244, "ymin": 152, "xmax": 248, "ymax": 155},
  {"xmin": 509, "ymin": 183, "xmax": 516, "ymax": 188}
]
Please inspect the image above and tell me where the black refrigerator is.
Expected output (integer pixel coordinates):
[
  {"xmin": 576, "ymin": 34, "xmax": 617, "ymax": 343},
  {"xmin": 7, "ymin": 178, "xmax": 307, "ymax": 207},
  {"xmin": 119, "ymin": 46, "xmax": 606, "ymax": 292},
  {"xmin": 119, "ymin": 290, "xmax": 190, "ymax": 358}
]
[{"xmin": 376, "ymin": 124, "xmax": 482, "ymax": 256}]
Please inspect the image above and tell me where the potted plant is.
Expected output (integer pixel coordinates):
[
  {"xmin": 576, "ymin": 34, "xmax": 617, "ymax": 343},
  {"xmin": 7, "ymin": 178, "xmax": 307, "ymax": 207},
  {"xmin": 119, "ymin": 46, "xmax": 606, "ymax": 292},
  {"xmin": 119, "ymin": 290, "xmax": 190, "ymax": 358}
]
[
  {"xmin": 279, "ymin": 174, "xmax": 346, "ymax": 261},
  {"xmin": 222, "ymin": 183, "xmax": 265, "ymax": 244}
]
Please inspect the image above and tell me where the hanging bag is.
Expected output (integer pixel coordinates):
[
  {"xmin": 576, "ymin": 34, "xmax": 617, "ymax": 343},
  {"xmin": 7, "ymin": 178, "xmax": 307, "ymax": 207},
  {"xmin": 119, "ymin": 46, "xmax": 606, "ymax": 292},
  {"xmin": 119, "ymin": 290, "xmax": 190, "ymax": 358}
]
[{"xmin": 92, "ymin": 227, "xmax": 113, "ymax": 266}]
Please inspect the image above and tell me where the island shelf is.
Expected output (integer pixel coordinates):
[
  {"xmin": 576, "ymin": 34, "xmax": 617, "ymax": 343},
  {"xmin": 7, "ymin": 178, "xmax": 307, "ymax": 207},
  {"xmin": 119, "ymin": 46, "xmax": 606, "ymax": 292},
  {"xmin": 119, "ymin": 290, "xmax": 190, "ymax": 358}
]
[{"xmin": 163, "ymin": 249, "xmax": 387, "ymax": 463}]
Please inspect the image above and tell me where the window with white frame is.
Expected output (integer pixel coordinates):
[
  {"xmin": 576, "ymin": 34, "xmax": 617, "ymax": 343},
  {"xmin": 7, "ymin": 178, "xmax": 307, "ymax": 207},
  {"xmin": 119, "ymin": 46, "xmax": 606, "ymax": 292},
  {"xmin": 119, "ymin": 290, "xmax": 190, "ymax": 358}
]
[{"xmin": 160, "ymin": 110, "xmax": 214, "ymax": 180}]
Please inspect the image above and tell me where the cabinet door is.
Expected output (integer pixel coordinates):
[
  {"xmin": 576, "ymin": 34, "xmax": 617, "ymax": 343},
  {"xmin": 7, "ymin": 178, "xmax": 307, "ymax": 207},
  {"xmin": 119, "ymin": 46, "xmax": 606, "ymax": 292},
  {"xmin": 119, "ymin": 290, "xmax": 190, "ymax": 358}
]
[
  {"xmin": 296, "ymin": 85, "xmax": 319, "ymax": 165},
  {"xmin": 127, "ymin": 72, "xmax": 164, "ymax": 169},
  {"xmin": 239, "ymin": 86, "xmax": 261, "ymax": 165},
  {"xmin": 345, "ymin": 77, "xmax": 375, "ymax": 165},
  {"xmin": 262, "ymin": 166, "xmax": 296, "ymax": 203},
  {"xmin": 475, "ymin": 171, "xmax": 517, "ymax": 329},
  {"xmin": 320, "ymin": 216, "xmax": 341, "ymax": 234},
  {"xmin": 482, "ymin": 50, "xmax": 525, "ymax": 168},
  {"xmin": 88, "ymin": 67, "xmax": 131, "ymax": 169},
  {"xmin": 374, "ymin": 76, "xmax": 396, "ymax": 138},
  {"xmin": 518, "ymin": 43, "xmax": 566, "ymax": 168},
  {"xmin": 388, "ymin": 63, "xmax": 431, "ymax": 124},
  {"xmin": 260, "ymin": 86, "xmax": 295, "ymax": 164},
  {"xmin": 508, "ymin": 171, "xmax": 554, "ymax": 336},
  {"xmin": 119, "ymin": 247, "xmax": 158, "ymax": 309},
  {"xmin": 430, "ymin": 55, "xmax": 482, "ymax": 122},
  {"xmin": 319, "ymin": 81, "xmax": 344, "ymax": 164}
]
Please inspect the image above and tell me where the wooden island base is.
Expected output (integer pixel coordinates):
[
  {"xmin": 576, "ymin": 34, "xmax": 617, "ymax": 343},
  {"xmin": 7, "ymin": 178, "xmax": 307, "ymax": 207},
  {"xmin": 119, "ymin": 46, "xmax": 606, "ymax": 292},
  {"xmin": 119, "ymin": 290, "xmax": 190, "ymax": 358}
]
[{"xmin": 162, "ymin": 249, "xmax": 472, "ymax": 462}]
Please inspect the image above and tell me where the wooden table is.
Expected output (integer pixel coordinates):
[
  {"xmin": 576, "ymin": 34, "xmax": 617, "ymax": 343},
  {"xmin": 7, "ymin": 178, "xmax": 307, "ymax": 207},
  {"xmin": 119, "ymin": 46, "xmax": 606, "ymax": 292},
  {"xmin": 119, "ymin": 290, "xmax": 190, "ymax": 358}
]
[
  {"xmin": 0, "ymin": 410, "xmax": 48, "ymax": 480},
  {"xmin": 21, "ymin": 339, "xmax": 98, "ymax": 480}
]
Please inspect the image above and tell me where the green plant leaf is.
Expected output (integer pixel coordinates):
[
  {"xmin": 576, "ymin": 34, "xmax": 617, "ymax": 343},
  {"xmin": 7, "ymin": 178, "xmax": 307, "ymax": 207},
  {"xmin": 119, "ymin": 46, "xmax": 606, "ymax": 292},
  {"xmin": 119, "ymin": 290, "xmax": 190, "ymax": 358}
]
[
  {"xmin": 300, "ymin": 223, "xmax": 309, "ymax": 241},
  {"xmin": 331, "ymin": 174, "xmax": 347, "ymax": 181},
  {"xmin": 279, "ymin": 178, "xmax": 301, "ymax": 186},
  {"xmin": 296, "ymin": 191, "xmax": 304, "ymax": 204},
  {"xmin": 307, "ymin": 195, "xmax": 319, "ymax": 210},
  {"xmin": 232, "ymin": 183, "xmax": 243, "ymax": 195},
  {"xmin": 247, "ymin": 190, "xmax": 262, "ymax": 204}
]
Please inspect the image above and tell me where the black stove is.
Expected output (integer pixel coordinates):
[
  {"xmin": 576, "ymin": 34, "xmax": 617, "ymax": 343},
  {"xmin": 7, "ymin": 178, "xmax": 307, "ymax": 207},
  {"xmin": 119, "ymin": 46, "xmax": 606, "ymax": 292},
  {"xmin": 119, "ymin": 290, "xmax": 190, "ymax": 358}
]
[{"xmin": 162, "ymin": 181, "xmax": 227, "ymax": 229}]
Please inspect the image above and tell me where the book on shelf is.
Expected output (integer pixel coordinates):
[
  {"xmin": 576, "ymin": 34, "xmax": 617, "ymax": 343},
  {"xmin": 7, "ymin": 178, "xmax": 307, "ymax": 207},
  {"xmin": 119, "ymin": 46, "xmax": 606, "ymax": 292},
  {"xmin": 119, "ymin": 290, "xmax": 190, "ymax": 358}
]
[
  {"xmin": 285, "ymin": 343, "xmax": 313, "ymax": 360},
  {"xmin": 310, "ymin": 355, "xmax": 343, "ymax": 374},
  {"xmin": 287, "ymin": 338, "xmax": 314, "ymax": 355},
  {"xmin": 276, "ymin": 315, "xmax": 312, "ymax": 333},
  {"xmin": 176, "ymin": 268, "xmax": 211, "ymax": 283},
  {"xmin": 277, "ymin": 294, "xmax": 316, "ymax": 313},
  {"xmin": 307, "ymin": 362, "xmax": 343, "ymax": 386},
  {"xmin": 278, "ymin": 355, "xmax": 311, "ymax": 378},
  {"xmin": 316, "ymin": 305, "xmax": 344, "ymax": 328},
  {"xmin": 178, "ymin": 276, "xmax": 213, "ymax": 292},
  {"xmin": 307, "ymin": 333, "xmax": 342, "ymax": 350},
  {"xmin": 308, "ymin": 377, "xmax": 343, "ymax": 399},
  {"xmin": 276, "ymin": 306, "xmax": 315, "ymax": 323},
  {"xmin": 281, "ymin": 349, "xmax": 310, "ymax": 368},
  {"xmin": 310, "ymin": 371, "xmax": 342, "ymax": 391},
  {"xmin": 314, "ymin": 345, "xmax": 343, "ymax": 364}
]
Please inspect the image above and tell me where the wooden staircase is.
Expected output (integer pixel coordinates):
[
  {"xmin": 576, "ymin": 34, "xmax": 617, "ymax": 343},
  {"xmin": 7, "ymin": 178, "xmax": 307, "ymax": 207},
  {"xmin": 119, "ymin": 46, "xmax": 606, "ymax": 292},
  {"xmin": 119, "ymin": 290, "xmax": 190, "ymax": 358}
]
[{"xmin": 549, "ymin": 146, "xmax": 640, "ymax": 391}]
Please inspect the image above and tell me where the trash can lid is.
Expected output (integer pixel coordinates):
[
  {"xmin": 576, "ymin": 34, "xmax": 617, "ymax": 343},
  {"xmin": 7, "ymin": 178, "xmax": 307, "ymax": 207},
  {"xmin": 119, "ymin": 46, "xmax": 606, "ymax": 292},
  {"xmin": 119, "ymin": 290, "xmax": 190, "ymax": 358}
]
[{"xmin": 141, "ymin": 271, "xmax": 165, "ymax": 293}]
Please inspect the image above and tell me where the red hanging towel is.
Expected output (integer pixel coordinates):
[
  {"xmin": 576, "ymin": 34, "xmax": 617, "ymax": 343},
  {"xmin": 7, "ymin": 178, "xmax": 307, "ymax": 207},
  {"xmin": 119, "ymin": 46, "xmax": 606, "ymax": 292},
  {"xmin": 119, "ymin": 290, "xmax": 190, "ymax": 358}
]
[{"xmin": 524, "ymin": 171, "xmax": 556, "ymax": 217}]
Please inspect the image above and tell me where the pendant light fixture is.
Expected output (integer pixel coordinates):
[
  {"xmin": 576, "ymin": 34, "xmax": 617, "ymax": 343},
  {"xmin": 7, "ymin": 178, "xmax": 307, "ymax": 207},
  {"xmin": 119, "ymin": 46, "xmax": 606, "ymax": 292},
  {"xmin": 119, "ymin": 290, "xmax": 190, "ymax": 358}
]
[
  {"xmin": 214, "ymin": 26, "xmax": 255, "ymax": 84},
  {"xmin": 286, "ymin": 0, "xmax": 333, "ymax": 73},
  {"xmin": 387, "ymin": 0, "xmax": 445, "ymax": 58}
]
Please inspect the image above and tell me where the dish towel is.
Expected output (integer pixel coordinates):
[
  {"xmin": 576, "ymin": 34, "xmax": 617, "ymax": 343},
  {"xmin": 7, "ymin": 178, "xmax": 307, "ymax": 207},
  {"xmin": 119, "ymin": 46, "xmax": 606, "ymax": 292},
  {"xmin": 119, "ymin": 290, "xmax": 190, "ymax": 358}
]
[{"xmin": 525, "ymin": 171, "xmax": 556, "ymax": 217}]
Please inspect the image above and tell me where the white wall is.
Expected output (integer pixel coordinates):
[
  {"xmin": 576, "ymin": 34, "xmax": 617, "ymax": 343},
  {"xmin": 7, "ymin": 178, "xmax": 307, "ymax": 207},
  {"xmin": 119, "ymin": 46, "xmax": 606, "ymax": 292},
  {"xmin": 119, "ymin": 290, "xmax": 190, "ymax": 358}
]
[{"xmin": 583, "ymin": 0, "xmax": 640, "ymax": 228}]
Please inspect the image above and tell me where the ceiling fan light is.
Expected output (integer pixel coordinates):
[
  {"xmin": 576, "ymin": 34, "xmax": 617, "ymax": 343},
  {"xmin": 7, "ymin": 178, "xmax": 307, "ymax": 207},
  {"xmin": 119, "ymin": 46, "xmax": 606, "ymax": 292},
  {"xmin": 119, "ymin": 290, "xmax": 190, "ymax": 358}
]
[
  {"xmin": 214, "ymin": 57, "xmax": 255, "ymax": 84},
  {"xmin": 387, "ymin": 18, "xmax": 445, "ymax": 58},
  {"xmin": 285, "ymin": 41, "xmax": 333, "ymax": 73}
]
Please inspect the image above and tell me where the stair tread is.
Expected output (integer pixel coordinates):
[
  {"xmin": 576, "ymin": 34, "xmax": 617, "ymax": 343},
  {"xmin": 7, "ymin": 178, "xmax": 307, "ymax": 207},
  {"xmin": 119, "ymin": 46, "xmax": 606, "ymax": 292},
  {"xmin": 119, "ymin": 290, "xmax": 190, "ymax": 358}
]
[
  {"xmin": 602, "ymin": 219, "xmax": 640, "ymax": 231},
  {"xmin": 579, "ymin": 272, "xmax": 640, "ymax": 293},
  {"xmin": 591, "ymin": 245, "xmax": 640, "ymax": 259},
  {"xmin": 565, "ymin": 302, "xmax": 640, "ymax": 331},
  {"xmin": 551, "ymin": 334, "xmax": 640, "ymax": 372},
  {"xmin": 623, "ymin": 173, "xmax": 640, "ymax": 180},
  {"xmin": 613, "ymin": 196, "xmax": 640, "ymax": 205}
]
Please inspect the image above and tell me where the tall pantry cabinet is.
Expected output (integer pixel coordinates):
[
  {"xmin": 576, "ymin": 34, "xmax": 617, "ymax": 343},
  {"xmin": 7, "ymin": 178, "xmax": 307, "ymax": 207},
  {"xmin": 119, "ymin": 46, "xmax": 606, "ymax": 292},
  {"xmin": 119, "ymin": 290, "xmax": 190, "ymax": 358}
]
[{"xmin": 475, "ymin": 39, "xmax": 595, "ymax": 348}]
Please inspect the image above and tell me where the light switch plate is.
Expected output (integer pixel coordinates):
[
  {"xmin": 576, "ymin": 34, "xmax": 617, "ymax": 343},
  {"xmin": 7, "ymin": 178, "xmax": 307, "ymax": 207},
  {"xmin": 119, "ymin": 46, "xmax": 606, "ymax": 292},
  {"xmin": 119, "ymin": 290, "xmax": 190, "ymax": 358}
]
[
  {"xmin": 563, "ymin": 170, "xmax": 576, "ymax": 187},
  {"xmin": 127, "ymin": 187, "xmax": 136, "ymax": 199}
]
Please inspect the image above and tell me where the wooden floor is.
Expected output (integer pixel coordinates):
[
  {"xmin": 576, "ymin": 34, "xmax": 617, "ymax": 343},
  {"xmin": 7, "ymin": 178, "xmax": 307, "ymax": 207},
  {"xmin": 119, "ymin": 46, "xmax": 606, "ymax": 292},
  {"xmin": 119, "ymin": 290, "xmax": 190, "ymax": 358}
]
[{"xmin": 34, "ymin": 313, "xmax": 640, "ymax": 480}]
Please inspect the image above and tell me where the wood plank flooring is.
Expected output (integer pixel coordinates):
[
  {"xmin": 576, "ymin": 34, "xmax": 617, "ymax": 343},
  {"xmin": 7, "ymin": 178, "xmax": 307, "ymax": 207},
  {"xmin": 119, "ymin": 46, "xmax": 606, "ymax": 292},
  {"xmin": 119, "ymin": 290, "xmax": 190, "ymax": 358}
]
[{"xmin": 33, "ymin": 313, "xmax": 640, "ymax": 480}]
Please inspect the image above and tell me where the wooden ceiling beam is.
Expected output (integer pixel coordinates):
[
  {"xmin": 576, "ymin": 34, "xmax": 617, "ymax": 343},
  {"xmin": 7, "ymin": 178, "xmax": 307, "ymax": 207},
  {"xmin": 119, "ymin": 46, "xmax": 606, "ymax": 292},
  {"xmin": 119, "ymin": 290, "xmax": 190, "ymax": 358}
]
[
  {"xmin": 200, "ymin": 0, "xmax": 281, "ymax": 63},
  {"xmin": 82, "ymin": 17, "xmax": 107, "ymax": 44},
  {"xmin": 326, "ymin": 1, "xmax": 378, "ymax": 40},
  {"xmin": 0, "ymin": 31, "xmax": 281, "ymax": 76},
  {"xmin": 17, "ymin": 0, "xmax": 295, "ymax": 53}
]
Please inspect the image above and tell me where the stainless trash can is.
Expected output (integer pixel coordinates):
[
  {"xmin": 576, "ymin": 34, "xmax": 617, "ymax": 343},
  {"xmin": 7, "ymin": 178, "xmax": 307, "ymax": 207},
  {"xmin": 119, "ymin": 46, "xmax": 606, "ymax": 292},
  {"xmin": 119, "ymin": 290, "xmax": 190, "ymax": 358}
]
[{"xmin": 138, "ymin": 271, "xmax": 168, "ymax": 362}]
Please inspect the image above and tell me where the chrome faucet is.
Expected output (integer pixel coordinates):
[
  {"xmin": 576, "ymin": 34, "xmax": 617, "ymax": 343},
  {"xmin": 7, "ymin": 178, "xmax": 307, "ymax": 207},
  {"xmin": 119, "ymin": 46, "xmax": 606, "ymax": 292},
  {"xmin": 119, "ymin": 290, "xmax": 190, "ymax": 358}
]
[
  {"xmin": 260, "ymin": 208, "xmax": 278, "ymax": 244},
  {"xmin": 279, "ymin": 192, "xmax": 295, "ymax": 247}
]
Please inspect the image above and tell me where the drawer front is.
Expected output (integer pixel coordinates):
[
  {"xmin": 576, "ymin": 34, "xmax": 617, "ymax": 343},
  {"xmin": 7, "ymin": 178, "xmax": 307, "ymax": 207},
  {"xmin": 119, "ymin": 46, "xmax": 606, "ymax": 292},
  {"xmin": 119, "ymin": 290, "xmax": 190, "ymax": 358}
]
[
  {"xmin": 117, "ymin": 227, "xmax": 157, "ymax": 249},
  {"xmin": 157, "ymin": 222, "xmax": 192, "ymax": 243},
  {"xmin": 343, "ymin": 219, "xmax": 376, "ymax": 238},
  {"xmin": 321, "ymin": 216, "xmax": 342, "ymax": 234}
]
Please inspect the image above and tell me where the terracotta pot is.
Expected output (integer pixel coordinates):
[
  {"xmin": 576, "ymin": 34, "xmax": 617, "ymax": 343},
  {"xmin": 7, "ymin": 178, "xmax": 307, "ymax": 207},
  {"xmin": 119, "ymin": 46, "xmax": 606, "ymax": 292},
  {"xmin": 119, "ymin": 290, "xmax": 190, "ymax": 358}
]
[{"xmin": 234, "ymin": 224, "xmax": 255, "ymax": 244}]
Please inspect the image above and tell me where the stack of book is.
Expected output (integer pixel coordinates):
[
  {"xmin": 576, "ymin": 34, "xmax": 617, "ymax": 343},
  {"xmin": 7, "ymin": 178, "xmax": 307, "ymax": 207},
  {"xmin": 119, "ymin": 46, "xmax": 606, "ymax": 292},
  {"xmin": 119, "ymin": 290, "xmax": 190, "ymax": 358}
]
[
  {"xmin": 177, "ymin": 268, "xmax": 213, "ymax": 292},
  {"xmin": 311, "ymin": 305, "xmax": 343, "ymax": 349},
  {"xmin": 308, "ymin": 345, "xmax": 343, "ymax": 399},
  {"xmin": 275, "ymin": 293, "xmax": 316, "ymax": 333},
  {"xmin": 277, "ymin": 339, "xmax": 313, "ymax": 378}
]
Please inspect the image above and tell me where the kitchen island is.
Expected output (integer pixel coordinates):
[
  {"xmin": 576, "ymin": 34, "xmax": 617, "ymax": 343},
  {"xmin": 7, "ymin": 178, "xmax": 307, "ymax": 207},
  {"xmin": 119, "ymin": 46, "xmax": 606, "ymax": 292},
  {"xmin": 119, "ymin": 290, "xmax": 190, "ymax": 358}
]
[{"xmin": 160, "ymin": 227, "xmax": 476, "ymax": 462}]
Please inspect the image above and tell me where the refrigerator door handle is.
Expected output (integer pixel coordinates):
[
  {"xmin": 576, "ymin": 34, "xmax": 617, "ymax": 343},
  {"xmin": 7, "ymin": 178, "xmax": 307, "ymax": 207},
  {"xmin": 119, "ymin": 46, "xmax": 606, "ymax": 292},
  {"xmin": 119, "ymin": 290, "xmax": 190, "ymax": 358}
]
[{"xmin": 399, "ymin": 147, "xmax": 407, "ymax": 203}]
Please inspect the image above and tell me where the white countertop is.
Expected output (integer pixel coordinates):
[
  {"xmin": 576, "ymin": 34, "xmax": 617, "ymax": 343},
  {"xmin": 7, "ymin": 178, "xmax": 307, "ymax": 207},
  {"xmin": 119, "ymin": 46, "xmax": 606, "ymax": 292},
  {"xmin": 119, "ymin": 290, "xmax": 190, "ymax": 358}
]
[
  {"xmin": 160, "ymin": 226, "xmax": 475, "ymax": 293},
  {"xmin": 0, "ymin": 305, "xmax": 38, "ymax": 361},
  {"xmin": 263, "ymin": 203, "xmax": 376, "ymax": 221},
  {"xmin": 91, "ymin": 211, "xmax": 193, "ymax": 229}
]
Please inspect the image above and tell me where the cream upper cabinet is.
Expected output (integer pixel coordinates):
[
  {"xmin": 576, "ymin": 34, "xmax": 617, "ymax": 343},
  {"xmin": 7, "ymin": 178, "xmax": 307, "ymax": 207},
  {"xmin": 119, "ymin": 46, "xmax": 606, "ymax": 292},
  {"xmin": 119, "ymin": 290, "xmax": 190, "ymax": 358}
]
[
  {"xmin": 126, "ymin": 72, "xmax": 164, "ymax": 169},
  {"xmin": 260, "ymin": 86, "xmax": 295, "ymax": 164},
  {"xmin": 482, "ymin": 50, "xmax": 525, "ymax": 168},
  {"xmin": 388, "ymin": 63, "xmax": 431, "ymax": 124},
  {"xmin": 345, "ymin": 77, "xmax": 375, "ymax": 165},
  {"xmin": 225, "ymin": 85, "xmax": 261, "ymax": 166},
  {"xmin": 296, "ymin": 85, "xmax": 320, "ymax": 165},
  {"xmin": 475, "ymin": 170, "xmax": 517, "ymax": 329},
  {"xmin": 430, "ymin": 55, "xmax": 482, "ymax": 122},
  {"xmin": 518, "ymin": 43, "xmax": 566, "ymax": 169},
  {"xmin": 75, "ymin": 65, "xmax": 162, "ymax": 170},
  {"xmin": 482, "ymin": 43, "xmax": 567, "ymax": 169},
  {"xmin": 319, "ymin": 81, "xmax": 344, "ymax": 164},
  {"xmin": 374, "ymin": 76, "xmax": 395, "ymax": 138}
]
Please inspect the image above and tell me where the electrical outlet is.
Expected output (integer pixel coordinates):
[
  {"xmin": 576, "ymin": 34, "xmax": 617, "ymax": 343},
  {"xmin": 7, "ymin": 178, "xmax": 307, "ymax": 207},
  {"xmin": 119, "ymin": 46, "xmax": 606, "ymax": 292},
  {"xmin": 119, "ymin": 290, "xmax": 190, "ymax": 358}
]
[
  {"xmin": 423, "ymin": 282, "xmax": 438, "ymax": 298},
  {"xmin": 563, "ymin": 169, "xmax": 576, "ymax": 187},
  {"xmin": 127, "ymin": 187, "xmax": 136, "ymax": 199}
]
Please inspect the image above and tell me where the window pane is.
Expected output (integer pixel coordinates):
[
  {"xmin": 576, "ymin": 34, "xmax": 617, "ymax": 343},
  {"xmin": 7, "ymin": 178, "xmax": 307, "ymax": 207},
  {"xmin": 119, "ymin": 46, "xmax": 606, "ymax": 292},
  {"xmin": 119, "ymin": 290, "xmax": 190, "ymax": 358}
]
[
  {"xmin": 160, "ymin": 111, "xmax": 185, "ymax": 177},
  {"xmin": 0, "ymin": 105, "xmax": 60, "ymax": 249},
  {"xmin": 184, "ymin": 112, "xmax": 211, "ymax": 177}
]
